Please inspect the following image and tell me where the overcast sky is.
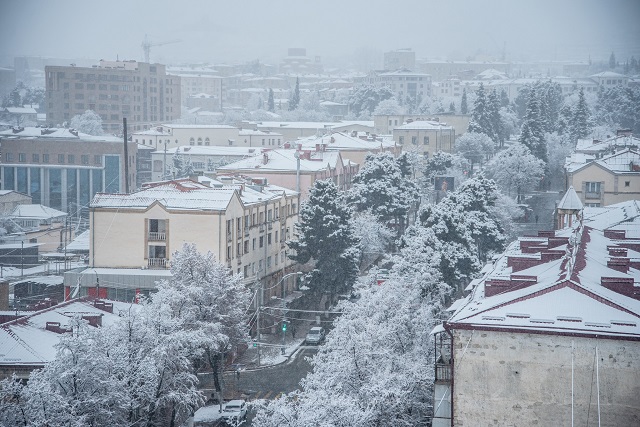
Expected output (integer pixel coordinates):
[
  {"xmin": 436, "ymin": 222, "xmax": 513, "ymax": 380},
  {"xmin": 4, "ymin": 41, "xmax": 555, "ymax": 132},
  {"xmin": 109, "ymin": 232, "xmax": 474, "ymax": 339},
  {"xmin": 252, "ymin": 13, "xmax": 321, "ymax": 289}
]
[{"xmin": 1, "ymin": 0, "xmax": 639, "ymax": 68}]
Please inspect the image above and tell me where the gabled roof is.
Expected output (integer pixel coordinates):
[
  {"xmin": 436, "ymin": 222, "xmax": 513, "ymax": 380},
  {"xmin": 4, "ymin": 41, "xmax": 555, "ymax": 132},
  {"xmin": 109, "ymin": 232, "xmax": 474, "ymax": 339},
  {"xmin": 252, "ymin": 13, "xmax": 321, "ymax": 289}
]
[
  {"xmin": 0, "ymin": 298, "xmax": 136, "ymax": 366},
  {"xmin": 566, "ymin": 149, "xmax": 640, "ymax": 173},
  {"xmin": 10, "ymin": 204, "xmax": 67, "ymax": 220},
  {"xmin": 445, "ymin": 201, "xmax": 640, "ymax": 339},
  {"xmin": 295, "ymin": 132, "xmax": 395, "ymax": 151},
  {"xmin": 218, "ymin": 149, "xmax": 344, "ymax": 173},
  {"xmin": 557, "ymin": 186, "xmax": 583, "ymax": 210}
]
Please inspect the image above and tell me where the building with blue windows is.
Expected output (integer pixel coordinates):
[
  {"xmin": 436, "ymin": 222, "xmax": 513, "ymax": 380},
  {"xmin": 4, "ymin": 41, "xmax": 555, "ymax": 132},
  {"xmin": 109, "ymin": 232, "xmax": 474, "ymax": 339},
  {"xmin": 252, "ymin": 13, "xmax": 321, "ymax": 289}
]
[{"xmin": 0, "ymin": 127, "xmax": 137, "ymax": 215}]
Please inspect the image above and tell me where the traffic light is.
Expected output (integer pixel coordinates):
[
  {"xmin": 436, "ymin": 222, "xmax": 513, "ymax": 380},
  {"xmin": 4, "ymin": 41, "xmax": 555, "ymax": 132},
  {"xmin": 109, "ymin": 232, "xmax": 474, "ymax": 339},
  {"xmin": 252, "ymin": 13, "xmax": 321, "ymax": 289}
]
[{"xmin": 282, "ymin": 321, "xmax": 288, "ymax": 332}]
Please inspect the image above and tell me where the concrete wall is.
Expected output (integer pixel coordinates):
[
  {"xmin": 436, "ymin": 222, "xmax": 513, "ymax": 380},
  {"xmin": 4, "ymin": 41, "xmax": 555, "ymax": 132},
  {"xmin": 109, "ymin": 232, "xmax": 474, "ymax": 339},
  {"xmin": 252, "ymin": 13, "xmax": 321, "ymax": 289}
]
[{"xmin": 452, "ymin": 328, "xmax": 640, "ymax": 427}]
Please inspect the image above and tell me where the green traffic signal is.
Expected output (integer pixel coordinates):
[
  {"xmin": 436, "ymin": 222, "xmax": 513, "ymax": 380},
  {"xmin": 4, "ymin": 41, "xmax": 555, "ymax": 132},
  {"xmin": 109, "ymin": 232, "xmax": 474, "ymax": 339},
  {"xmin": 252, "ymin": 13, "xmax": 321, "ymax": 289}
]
[{"xmin": 282, "ymin": 322, "xmax": 287, "ymax": 331}]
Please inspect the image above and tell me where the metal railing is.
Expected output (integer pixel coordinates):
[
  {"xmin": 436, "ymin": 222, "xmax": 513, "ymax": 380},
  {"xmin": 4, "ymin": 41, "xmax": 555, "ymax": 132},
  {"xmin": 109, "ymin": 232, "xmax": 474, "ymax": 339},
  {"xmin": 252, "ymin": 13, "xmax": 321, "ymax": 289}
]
[
  {"xmin": 585, "ymin": 191, "xmax": 601, "ymax": 199},
  {"xmin": 148, "ymin": 232, "xmax": 166, "ymax": 241},
  {"xmin": 435, "ymin": 363, "xmax": 452, "ymax": 382},
  {"xmin": 147, "ymin": 258, "xmax": 167, "ymax": 268}
]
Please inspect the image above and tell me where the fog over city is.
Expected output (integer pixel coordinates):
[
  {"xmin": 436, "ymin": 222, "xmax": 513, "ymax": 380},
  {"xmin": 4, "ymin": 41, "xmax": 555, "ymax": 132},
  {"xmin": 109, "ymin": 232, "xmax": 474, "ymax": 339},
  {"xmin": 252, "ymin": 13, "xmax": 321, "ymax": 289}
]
[{"xmin": 1, "ymin": 0, "xmax": 639, "ymax": 66}]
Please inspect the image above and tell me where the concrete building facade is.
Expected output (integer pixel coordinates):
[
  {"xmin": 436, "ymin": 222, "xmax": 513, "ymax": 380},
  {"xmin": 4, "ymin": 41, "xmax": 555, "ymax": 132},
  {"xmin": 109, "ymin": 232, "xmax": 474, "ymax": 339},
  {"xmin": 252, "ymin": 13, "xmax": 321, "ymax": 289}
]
[
  {"xmin": 45, "ymin": 60, "xmax": 180, "ymax": 133},
  {"xmin": 432, "ymin": 201, "xmax": 640, "ymax": 427},
  {"xmin": 0, "ymin": 127, "xmax": 136, "ymax": 213},
  {"xmin": 392, "ymin": 120, "xmax": 455, "ymax": 157}
]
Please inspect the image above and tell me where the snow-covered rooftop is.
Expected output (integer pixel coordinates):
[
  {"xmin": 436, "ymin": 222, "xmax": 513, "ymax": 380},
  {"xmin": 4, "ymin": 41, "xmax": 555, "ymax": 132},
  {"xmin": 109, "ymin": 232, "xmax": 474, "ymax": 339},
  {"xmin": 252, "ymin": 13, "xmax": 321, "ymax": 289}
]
[
  {"xmin": 395, "ymin": 120, "xmax": 453, "ymax": 130},
  {"xmin": 91, "ymin": 178, "xmax": 294, "ymax": 211},
  {"xmin": 445, "ymin": 200, "xmax": 640, "ymax": 339},
  {"xmin": 557, "ymin": 186, "xmax": 583, "ymax": 210},
  {"xmin": 0, "ymin": 126, "xmax": 121, "ymax": 142},
  {"xmin": 10, "ymin": 204, "xmax": 67, "ymax": 220},
  {"xmin": 0, "ymin": 298, "xmax": 137, "ymax": 367},
  {"xmin": 294, "ymin": 132, "xmax": 395, "ymax": 151},
  {"xmin": 217, "ymin": 149, "xmax": 344, "ymax": 173}
]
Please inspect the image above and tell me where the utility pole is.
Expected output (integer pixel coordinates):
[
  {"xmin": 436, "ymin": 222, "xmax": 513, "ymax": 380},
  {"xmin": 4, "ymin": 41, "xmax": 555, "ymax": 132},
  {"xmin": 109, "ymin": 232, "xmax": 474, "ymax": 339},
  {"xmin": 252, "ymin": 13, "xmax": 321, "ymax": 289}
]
[
  {"xmin": 20, "ymin": 240, "xmax": 24, "ymax": 277},
  {"xmin": 122, "ymin": 118, "xmax": 130, "ymax": 193},
  {"xmin": 163, "ymin": 139, "xmax": 167, "ymax": 180}
]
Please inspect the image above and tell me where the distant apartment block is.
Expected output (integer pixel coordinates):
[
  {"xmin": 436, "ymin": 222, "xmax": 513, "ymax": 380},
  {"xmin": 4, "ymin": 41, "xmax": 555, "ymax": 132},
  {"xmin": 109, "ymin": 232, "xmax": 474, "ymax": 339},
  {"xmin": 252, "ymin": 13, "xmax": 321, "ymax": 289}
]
[
  {"xmin": 392, "ymin": 120, "xmax": 456, "ymax": 158},
  {"xmin": 383, "ymin": 48, "xmax": 416, "ymax": 71},
  {"xmin": 368, "ymin": 70, "xmax": 432, "ymax": 102},
  {"xmin": 45, "ymin": 60, "xmax": 180, "ymax": 133}
]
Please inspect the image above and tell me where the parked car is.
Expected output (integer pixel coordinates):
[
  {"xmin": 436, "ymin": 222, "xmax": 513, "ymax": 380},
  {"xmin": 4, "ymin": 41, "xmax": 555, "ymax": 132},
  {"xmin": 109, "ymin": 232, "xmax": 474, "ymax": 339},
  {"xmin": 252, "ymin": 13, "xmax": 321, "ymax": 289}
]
[
  {"xmin": 305, "ymin": 326, "xmax": 325, "ymax": 345},
  {"xmin": 220, "ymin": 399, "xmax": 247, "ymax": 425}
]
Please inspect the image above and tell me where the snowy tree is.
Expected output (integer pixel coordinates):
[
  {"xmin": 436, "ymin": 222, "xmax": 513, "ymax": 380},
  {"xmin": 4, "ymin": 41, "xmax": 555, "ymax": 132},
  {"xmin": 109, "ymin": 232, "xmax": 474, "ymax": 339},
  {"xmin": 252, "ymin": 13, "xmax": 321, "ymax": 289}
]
[
  {"xmin": 288, "ymin": 77, "xmax": 300, "ymax": 111},
  {"xmin": 153, "ymin": 243, "xmax": 251, "ymax": 406},
  {"xmin": 460, "ymin": 88, "xmax": 468, "ymax": 114},
  {"xmin": 172, "ymin": 148, "xmax": 195, "ymax": 178},
  {"xmin": 609, "ymin": 51, "xmax": 616, "ymax": 69},
  {"xmin": 538, "ymin": 80, "xmax": 564, "ymax": 134},
  {"xmin": 350, "ymin": 211, "xmax": 394, "ymax": 269},
  {"xmin": 372, "ymin": 98, "xmax": 404, "ymax": 115},
  {"xmin": 518, "ymin": 87, "xmax": 548, "ymax": 163},
  {"xmin": 468, "ymin": 83, "xmax": 493, "ymax": 141},
  {"xmin": 267, "ymin": 88, "xmax": 275, "ymax": 112},
  {"xmin": 499, "ymin": 106, "xmax": 518, "ymax": 141},
  {"xmin": 488, "ymin": 89, "xmax": 504, "ymax": 146},
  {"xmin": 594, "ymin": 85, "xmax": 640, "ymax": 134},
  {"xmin": 449, "ymin": 101, "xmax": 456, "ymax": 113},
  {"xmin": 570, "ymin": 87, "xmax": 592, "ymax": 142},
  {"xmin": 348, "ymin": 84, "xmax": 394, "ymax": 118},
  {"xmin": 254, "ymin": 252, "xmax": 446, "ymax": 427},
  {"xmin": 22, "ymin": 87, "xmax": 45, "ymax": 106},
  {"xmin": 486, "ymin": 143, "xmax": 545, "ymax": 202},
  {"xmin": 288, "ymin": 180, "xmax": 360, "ymax": 302},
  {"xmin": 70, "ymin": 110, "xmax": 104, "ymax": 136},
  {"xmin": 546, "ymin": 132, "xmax": 574, "ymax": 190},
  {"xmin": 455, "ymin": 132, "xmax": 494, "ymax": 173},
  {"xmin": 346, "ymin": 152, "xmax": 419, "ymax": 233}
]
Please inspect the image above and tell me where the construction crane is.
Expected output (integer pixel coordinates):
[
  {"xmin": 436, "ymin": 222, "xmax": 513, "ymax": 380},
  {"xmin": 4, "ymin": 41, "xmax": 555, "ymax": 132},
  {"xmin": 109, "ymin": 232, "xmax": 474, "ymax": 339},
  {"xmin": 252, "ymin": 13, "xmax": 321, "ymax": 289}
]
[{"xmin": 141, "ymin": 34, "xmax": 181, "ymax": 63}]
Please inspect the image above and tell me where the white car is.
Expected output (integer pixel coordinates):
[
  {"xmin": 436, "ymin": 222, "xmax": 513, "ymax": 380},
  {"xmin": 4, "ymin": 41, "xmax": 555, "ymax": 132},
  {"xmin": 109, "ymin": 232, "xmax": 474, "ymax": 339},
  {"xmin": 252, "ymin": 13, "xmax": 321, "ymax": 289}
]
[
  {"xmin": 305, "ymin": 326, "xmax": 325, "ymax": 345},
  {"xmin": 221, "ymin": 399, "xmax": 247, "ymax": 425}
]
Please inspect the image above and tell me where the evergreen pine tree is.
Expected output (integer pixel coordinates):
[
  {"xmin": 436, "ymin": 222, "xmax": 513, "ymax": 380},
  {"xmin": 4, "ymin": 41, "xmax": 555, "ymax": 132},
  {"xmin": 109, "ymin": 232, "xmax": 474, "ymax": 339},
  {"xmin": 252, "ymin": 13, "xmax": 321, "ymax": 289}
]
[
  {"xmin": 288, "ymin": 77, "xmax": 300, "ymax": 111},
  {"xmin": 500, "ymin": 89, "xmax": 510, "ymax": 108},
  {"xmin": 267, "ymin": 88, "xmax": 275, "ymax": 112},
  {"xmin": 609, "ymin": 51, "xmax": 616, "ymax": 69},
  {"xmin": 488, "ymin": 89, "xmax": 503, "ymax": 146},
  {"xmin": 449, "ymin": 101, "xmax": 456, "ymax": 113},
  {"xmin": 288, "ymin": 180, "xmax": 360, "ymax": 301},
  {"xmin": 460, "ymin": 88, "xmax": 468, "ymax": 114},
  {"xmin": 570, "ymin": 87, "xmax": 592, "ymax": 142},
  {"xmin": 518, "ymin": 87, "xmax": 547, "ymax": 163},
  {"xmin": 468, "ymin": 84, "xmax": 495, "ymax": 142}
]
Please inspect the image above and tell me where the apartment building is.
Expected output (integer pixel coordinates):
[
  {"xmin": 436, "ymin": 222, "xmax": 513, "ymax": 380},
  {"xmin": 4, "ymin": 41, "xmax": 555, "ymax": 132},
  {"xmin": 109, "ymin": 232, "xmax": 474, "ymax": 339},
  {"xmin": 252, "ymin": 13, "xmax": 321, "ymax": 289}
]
[
  {"xmin": 217, "ymin": 147, "xmax": 358, "ymax": 199},
  {"xmin": 432, "ymin": 200, "xmax": 640, "ymax": 427},
  {"xmin": 172, "ymin": 73, "xmax": 223, "ymax": 108},
  {"xmin": 0, "ymin": 127, "xmax": 136, "ymax": 213},
  {"xmin": 392, "ymin": 120, "xmax": 455, "ymax": 157},
  {"xmin": 292, "ymin": 132, "xmax": 399, "ymax": 166},
  {"xmin": 383, "ymin": 49, "xmax": 416, "ymax": 71},
  {"xmin": 86, "ymin": 178, "xmax": 300, "ymax": 300},
  {"xmin": 368, "ymin": 70, "xmax": 432, "ymax": 100},
  {"xmin": 45, "ymin": 60, "xmax": 180, "ymax": 133}
]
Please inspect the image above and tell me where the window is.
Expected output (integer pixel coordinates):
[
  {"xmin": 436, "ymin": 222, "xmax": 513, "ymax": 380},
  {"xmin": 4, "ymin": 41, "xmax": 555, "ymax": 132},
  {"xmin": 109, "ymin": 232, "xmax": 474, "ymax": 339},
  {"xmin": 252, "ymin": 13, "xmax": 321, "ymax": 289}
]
[
  {"xmin": 75, "ymin": 83, "xmax": 83, "ymax": 89},
  {"xmin": 94, "ymin": 155, "xmax": 102, "ymax": 165},
  {"xmin": 237, "ymin": 242, "xmax": 242, "ymax": 256},
  {"xmin": 32, "ymin": 153, "xmax": 40, "ymax": 162},
  {"xmin": 227, "ymin": 246, "xmax": 231, "ymax": 260},
  {"xmin": 253, "ymin": 238, "xmax": 256, "ymax": 250},
  {"xmin": 68, "ymin": 154, "xmax": 75, "ymax": 164},
  {"xmin": 197, "ymin": 137, "xmax": 202, "ymax": 146},
  {"xmin": 205, "ymin": 137, "xmax": 210, "ymax": 146},
  {"xmin": 244, "ymin": 265, "xmax": 249, "ymax": 278},
  {"xmin": 244, "ymin": 240, "xmax": 249, "ymax": 253},
  {"xmin": 399, "ymin": 136, "xmax": 404, "ymax": 144},
  {"xmin": 585, "ymin": 182, "xmax": 601, "ymax": 198},
  {"xmin": 625, "ymin": 181, "xmax": 630, "ymax": 187},
  {"xmin": 411, "ymin": 136, "xmax": 417, "ymax": 145},
  {"xmin": 18, "ymin": 153, "xmax": 26, "ymax": 162},
  {"xmin": 81, "ymin": 155, "xmax": 89, "ymax": 165},
  {"xmin": 259, "ymin": 236, "xmax": 264, "ymax": 248},
  {"xmin": 58, "ymin": 154, "xmax": 65, "ymax": 163},
  {"xmin": 424, "ymin": 136, "xmax": 430, "ymax": 145},
  {"xmin": 268, "ymin": 233, "xmax": 272, "ymax": 245},
  {"xmin": 267, "ymin": 256, "xmax": 272, "ymax": 268},
  {"xmin": 43, "ymin": 154, "xmax": 49, "ymax": 163},
  {"xmin": 189, "ymin": 137, "xmax": 195, "ymax": 146}
]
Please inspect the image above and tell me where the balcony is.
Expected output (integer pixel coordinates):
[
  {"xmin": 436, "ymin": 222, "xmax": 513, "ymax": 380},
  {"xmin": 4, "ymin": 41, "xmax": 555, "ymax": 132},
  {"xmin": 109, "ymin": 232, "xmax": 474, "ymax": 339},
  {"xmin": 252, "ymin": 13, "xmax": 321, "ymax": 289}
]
[
  {"xmin": 227, "ymin": 233, "xmax": 233, "ymax": 242},
  {"xmin": 435, "ymin": 363, "xmax": 452, "ymax": 382},
  {"xmin": 147, "ymin": 258, "xmax": 167, "ymax": 269},
  {"xmin": 268, "ymin": 222, "xmax": 273, "ymax": 230},
  {"xmin": 585, "ymin": 191, "xmax": 601, "ymax": 199},
  {"xmin": 244, "ymin": 228, "xmax": 249, "ymax": 237},
  {"xmin": 259, "ymin": 224, "xmax": 265, "ymax": 233},
  {"xmin": 148, "ymin": 231, "xmax": 166, "ymax": 241}
]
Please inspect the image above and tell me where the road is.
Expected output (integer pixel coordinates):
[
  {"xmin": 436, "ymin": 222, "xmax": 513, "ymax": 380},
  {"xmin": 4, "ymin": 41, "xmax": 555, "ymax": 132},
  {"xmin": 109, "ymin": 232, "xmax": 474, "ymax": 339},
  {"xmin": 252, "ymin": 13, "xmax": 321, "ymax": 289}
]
[
  {"xmin": 197, "ymin": 344, "xmax": 318, "ymax": 425},
  {"xmin": 514, "ymin": 191, "xmax": 562, "ymax": 236}
]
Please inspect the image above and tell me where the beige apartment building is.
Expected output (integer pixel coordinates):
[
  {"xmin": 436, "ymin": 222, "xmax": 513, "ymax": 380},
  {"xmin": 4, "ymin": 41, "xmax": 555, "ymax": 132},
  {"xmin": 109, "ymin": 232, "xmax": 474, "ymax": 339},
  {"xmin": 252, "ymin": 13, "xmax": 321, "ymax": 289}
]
[
  {"xmin": 45, "ymin": 60, "xmax": 181, "ymax": 133},
  {"xmin": 217, "ymin": 147, "xmax": 358, "ymax": 199},
  {"xmin": 293, "ymin": 132, "xmax": 399, "ymax": 166},
  {"xmin": 392, "ymin": 120, "xmax": 455, "ymax": 158},
  {"xmin": 566, "ymin": 149, "xmax": 640, "ymax": 207},
  {"xmin": 172, "ymin": 73, "xmax": 223, "ymax": 108},
  {"xmin": 89, "ymin": 178, "xmax": 300, "ymax": 298},
  {"xmin": 374, "ymin": 113, "xmax": 469, "ymax": 136}
]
